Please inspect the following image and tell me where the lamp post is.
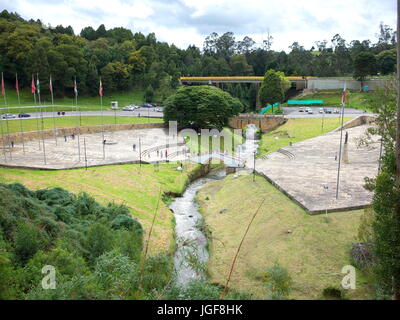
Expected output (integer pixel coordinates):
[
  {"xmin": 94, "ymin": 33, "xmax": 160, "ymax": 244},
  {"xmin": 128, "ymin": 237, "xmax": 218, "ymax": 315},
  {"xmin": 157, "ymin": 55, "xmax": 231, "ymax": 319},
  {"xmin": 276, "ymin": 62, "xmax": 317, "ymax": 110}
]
[{"xmin": 253, "ymin": 150, "xmax": 256, "ymax": 182}]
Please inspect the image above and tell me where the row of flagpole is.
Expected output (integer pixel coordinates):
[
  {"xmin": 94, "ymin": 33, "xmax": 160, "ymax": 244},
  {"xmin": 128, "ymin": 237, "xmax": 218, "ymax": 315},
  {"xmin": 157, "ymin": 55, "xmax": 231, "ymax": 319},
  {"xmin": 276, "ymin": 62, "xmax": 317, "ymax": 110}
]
[{"xmin": 1, "ymin": 73, "xmax": 106, "ymax": 164}]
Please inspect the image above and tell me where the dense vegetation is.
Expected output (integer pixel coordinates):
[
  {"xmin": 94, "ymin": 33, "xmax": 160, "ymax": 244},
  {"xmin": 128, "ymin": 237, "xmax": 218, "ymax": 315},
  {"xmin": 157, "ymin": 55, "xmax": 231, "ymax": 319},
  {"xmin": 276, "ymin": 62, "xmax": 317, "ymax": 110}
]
[
  {"xmin": 0, "ymin": 183, "xmax": 175, "ymax": 299},
  {"xmin": 163, "ymin": 86, "xmax": 243, "ymax": 130},
  {"xmin": 0, "ymin": 10, "xmax": 396, "ymax": 110},
  {"xmin": 360, "ymin": 83, "xmax": 400, "ymax": 299}
]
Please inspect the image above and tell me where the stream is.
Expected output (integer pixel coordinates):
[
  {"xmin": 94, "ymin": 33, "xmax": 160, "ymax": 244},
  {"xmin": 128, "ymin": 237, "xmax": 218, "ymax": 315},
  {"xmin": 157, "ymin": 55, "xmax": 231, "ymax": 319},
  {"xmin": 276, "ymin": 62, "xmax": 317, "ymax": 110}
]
[{"xmin": 169, "ymin": 124, "xmax": 260, "ymax": 286}]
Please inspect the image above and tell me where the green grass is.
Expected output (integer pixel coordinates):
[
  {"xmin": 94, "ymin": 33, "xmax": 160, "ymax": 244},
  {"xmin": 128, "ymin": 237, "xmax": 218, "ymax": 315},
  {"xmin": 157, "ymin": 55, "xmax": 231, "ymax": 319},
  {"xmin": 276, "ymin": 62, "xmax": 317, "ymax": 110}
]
[
  {"xmin": 292, "ymin": 89, "xmax": 371, "ymax": 111},
  {"xmin": 0, "ymin": 163, "xmax": 201, "ymax": 254},
  {"xmin": 0, "ymin": 85, "xmax": 152, "ymax": 112},
  {"xmin": 196, "ymin": 173, "xmax": 373, "ymax": 300},
  {"xmin": 258, "ymin": 117, "xmax": 352, "ymax": 157},
  {"xmin": 0, "ymin": 116, "xmax": 163, "ymax": 134},
  {"xmin": 184, "ymin": 127, "xmax": 244, "ymax": 155}
]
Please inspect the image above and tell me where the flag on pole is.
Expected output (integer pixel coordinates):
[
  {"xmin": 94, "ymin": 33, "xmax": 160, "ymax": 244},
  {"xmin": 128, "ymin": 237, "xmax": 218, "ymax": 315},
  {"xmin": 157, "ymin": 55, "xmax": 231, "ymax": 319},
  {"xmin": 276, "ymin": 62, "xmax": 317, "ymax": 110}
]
[
  {"xmin": 74, "ymin": 78, "xmax": 78, "ymax": 96},
  {"xmin": 1, "ymin": 72, "xmax": 4, "ymax": 97},
  {"xmin": 15, "ymin": 74, "xmax": 19, "ymax": 95},
  {"xmin": 36, "ymin": 76, "xmax": 40, "ymax": 95},
  {"xmin": 99, "ymin": 78, "xmax": 103, "ymax": 97},
  {"xmin": 49, "ymin": 75, "xmax": 53, "ymax": 94},
  {"xmin": 341, "ymin": 82, "xmax": 347, "ymax": 106},
  {"xmin": 31, "ymin": 75, "xmax": 36, "ymax": 94}
]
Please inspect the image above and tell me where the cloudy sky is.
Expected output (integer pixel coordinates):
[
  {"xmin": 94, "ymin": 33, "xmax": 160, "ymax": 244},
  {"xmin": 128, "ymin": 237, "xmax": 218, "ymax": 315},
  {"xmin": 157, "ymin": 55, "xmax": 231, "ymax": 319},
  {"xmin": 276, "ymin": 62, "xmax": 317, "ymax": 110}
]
[{"xmin": 0, "ymin": 0, "xmax": 396, "ymax": 51}]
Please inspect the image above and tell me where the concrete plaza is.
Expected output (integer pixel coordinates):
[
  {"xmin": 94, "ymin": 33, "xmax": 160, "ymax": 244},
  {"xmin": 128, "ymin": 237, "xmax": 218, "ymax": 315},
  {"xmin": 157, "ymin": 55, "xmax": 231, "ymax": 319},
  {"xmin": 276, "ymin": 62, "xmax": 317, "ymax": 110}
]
[
  {"xmin": 0, "ymin": 128, "xmax": 188, "ymax": 169},
  {"xmin": 255, "ymin": 125, "xmax": 380, "ymax": 213}
]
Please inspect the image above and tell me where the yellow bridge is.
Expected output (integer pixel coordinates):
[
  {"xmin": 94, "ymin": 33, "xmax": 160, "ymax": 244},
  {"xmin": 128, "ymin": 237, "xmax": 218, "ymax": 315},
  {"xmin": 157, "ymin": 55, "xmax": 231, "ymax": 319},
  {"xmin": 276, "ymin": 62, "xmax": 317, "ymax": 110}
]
[
  {"xmin": 179, "ymin": 76, "xmax": 313, "ymax": 84},
  {"xmin": 179, "ymin": 76, "xmax": 313, "ymax": 107}
]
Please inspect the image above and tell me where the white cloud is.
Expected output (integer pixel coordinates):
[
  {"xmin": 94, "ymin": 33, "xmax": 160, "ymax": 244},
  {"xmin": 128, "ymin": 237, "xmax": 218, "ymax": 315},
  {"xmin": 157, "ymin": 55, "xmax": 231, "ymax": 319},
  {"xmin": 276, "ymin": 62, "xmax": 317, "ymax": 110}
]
[{"xmin": 0, "ymin": 0, "xmax": 396, "ymax": 51}]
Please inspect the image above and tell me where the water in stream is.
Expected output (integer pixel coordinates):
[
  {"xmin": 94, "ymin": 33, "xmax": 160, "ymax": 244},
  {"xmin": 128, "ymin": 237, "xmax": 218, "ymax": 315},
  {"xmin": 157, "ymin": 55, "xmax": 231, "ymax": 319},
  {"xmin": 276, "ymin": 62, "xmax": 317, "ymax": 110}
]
[{"xmin": 169, "ymin": 124, "xmax": 260, "ymax": 286}]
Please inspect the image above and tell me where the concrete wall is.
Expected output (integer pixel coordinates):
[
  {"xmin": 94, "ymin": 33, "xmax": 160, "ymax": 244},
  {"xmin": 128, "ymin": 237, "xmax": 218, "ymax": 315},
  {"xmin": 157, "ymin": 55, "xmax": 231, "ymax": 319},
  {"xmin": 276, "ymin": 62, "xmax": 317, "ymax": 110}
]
[
  {"xmin": 229, "ymin": 114, "xmax": 286, "ymax": 132},
  {"xmin": 307, "ymin": 78, "xmax": 393, "ymax": 91},
  {"xmin": 0, "ymin": 122, "xmax": 165, "ymax": 145},
  {"xmin": 333, "ymin": 115, "xmax": 376, "ymax": 132}
]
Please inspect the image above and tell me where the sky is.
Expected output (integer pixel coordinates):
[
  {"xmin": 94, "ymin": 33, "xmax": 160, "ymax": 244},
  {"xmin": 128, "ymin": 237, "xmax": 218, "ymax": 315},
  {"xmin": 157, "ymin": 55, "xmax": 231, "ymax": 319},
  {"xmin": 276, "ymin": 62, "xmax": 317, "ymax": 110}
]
[{"xmin": 0, "ymin": 0, "xmax": 397, "ymax": 51}]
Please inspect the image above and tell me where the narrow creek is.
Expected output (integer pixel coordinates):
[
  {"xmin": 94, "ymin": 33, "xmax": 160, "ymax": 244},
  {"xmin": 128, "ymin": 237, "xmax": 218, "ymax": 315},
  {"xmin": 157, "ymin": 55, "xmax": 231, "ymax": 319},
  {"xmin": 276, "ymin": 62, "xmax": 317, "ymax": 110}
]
[{"xmin": 169, "ymin": 124, "xmax": 260, "ymax": 286}]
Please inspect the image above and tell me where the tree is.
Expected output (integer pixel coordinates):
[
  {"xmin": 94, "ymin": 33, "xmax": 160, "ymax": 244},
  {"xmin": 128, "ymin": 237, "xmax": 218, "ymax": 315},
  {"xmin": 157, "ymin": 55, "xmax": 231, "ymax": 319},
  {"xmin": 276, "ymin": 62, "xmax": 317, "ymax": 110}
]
[
  {"xmin": 163, "ymin": 85, "xmax": 243, "ymax": 130},
  {"xmin": 376, "ymin": 49, "xmax": 397, "ymax": 75},
  {"xmin": 230, "ymin": 54, "xmax": 253, "ymax": 76},
  {"xmin": 362, "ymin": 83, "xmax": 400, "ymax": 299},
  {"xmin": 258, "ymin": 69, "xmax": 290, "ymax": 108},
  {"xmin": 144, "ymin": 84, "xmax": 155, "ymax": 102},
  {"xmin": 353, "ymin": 52, "xmax": 377, "ymax": 89}
]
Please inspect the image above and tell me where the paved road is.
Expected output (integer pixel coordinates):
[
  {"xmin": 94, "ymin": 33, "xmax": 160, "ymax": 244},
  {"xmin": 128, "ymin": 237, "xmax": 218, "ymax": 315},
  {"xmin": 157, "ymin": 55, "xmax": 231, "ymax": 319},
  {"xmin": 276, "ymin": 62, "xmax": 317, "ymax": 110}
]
[
  {"xmin": 3, "ymin": 106, "xmax": 374, "ymax": 121},
  {"xmin": 3, "ymin": 107, "xmax": 164, "ymax": 120},
  {"xmin": 283, "ymin": 106, "xmax": 371, "ymax": 119}
]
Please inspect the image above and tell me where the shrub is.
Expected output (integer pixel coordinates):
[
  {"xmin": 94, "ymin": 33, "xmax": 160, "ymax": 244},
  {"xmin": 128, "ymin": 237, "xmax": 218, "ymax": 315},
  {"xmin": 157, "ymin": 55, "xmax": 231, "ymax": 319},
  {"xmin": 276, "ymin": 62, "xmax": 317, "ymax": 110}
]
[
  {"xmin": 94, "ymin": 250, "xmax": 137, "ymax": 298},
  {"xmin": 13, "ymin": 222, "xmax": 49, "ymax": 266},
  {"xmin": 263, "ymin": 262, "xmax": 292, "ymax": 300}
]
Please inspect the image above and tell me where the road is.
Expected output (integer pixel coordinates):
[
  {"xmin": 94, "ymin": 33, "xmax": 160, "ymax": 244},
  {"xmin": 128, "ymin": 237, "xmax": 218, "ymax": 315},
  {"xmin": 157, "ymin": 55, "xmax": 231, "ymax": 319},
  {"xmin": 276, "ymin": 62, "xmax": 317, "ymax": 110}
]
[
  {"xmin": 282, "ymin": 106, "xmax": 371, "ymax": 118},
  {"xmin": 3, "ymin": 107, "xmax": 164, "ymax": 120},
  {"xmin": 2, "ymin": 106, "xmax": 374, "ymax": 121}
]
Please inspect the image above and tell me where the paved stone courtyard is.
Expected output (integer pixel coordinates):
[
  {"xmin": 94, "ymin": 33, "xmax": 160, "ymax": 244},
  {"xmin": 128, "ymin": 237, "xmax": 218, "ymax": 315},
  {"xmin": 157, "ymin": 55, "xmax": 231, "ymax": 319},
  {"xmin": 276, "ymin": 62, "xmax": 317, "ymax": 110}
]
[
  {"xmin": 255, "ymin": 125, "xmax": 381, "ymax": 213},
  {"xmin": 0, "ymin": 128, "xmax": 188, "ymax": 169}
]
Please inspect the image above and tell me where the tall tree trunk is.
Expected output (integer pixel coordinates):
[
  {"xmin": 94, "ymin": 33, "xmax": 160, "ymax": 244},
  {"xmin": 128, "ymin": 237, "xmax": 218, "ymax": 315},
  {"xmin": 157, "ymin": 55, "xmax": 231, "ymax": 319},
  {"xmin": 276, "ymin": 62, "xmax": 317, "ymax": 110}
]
[{"xmin": 395, "ymin": 0, "xmax": 400, "ymax": 301}]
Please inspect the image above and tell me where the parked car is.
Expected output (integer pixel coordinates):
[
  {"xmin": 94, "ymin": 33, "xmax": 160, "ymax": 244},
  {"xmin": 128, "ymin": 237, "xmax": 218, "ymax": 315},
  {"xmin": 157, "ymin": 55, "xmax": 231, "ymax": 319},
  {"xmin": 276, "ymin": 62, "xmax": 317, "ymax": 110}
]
[
  {"xmin": 333, "ymin": 109, "xmax": 340, "ymax": 114},
  {"xmin": 155, "ymin": 108, "xmax": 163, "ymax": 112},
  {"xmin": 299, "ymin": 107, "xmax": 304, "ymax": 112},
  {"xmin": 2, "ymin": 113, "xmax": 16, "ymax": 119},
  {"xmin": 319, "ymin": 108, "xmax": 324, "ymax": 114},
  {"xmin": 18, "ymin": 113, "xmax": 31, "ymax": 118},
  {"xmin": 307, "ymin": 108, "xmax": 314, "ymax": 114},
  {"xmin": 140, "ymin": 103, "xmax": 153, "ymax": 108},
  {"xmin": 122, "ymin": 106, "xmax": 135, "ymax": 111},
  {"xmin": 325, "ymin": 108, "xmax": 333, "ymax": 114}
]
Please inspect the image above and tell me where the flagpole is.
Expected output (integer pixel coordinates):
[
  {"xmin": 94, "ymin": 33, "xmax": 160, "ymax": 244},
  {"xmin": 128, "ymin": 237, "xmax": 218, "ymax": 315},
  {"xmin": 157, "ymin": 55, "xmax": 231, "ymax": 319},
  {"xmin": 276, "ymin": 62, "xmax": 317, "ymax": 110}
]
[
  {"xmin": 37, "ymin": 74, "xmax": 46, "ymax": 165},
  {"xmin": 0, "ymin": 116, "xmax": 7, "ymax": 162},
  {"xmin": 335, "ymin": 81, "xmax": 346, "ymax": 199},
  {"xmin": 2, "ymin": 72, "xmax": 12, "ymax": 160},
  {"xmin": 75, "ymin": 77, "xmax": 81, "ymax": 162},
  {"xmin": 100, "ymin": 78, "xmax": 105, "ymax": 159},
  {"xmin": 16, "ymin": 73, "xmax": 25, "ymax": 154},
  {"xmin": 50, "ymin": 75, "xmax": 57, "ymax": 146},
  {"xmin": 32, "ymin": 75, "xmax": 41, "ymax": 151}
]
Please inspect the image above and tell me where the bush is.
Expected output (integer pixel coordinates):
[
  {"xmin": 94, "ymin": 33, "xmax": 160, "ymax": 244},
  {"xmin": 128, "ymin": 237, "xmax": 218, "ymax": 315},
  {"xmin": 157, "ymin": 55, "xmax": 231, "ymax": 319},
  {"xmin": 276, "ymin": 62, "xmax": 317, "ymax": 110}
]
[
  {"xmin": 263, "ymin": 262, "xmax": 292, "ymax": 300},
  {"xmin": 94, "ymin": 250, "xmax": 137, "ymax": 298},
  {"xmin": 84, "ymin": 223, "xmax": 114, "ymax": 265},
  {"xmin": 13, "ymin": 222, "xmax": 49, "ymax": 266}
]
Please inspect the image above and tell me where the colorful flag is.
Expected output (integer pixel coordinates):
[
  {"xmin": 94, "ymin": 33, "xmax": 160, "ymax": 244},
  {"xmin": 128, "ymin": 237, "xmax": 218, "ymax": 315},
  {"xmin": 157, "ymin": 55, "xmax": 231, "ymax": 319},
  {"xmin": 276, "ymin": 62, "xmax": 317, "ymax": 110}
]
[
  {"xmin": 99, "ymin": 78, "xmax": 103, "ymax": 97},
  {"xmin": 49, "ymin": 75, "xmax": 53, "ymax": 95},
  {"xmin": 341, "ymin": 82, "xmax": 347, "ymax": 106},
  {"xmin": 1, "ymin": 72, "xmax": 4, "ymax": 97},
  {"xmin": 15, "ymin": 74, "xmax": 19, "ymax": 95},
  {"xmin": 36, "ymin": 76, "xmax": 40, "ymax": 95},
  {"xmin": 74, "ymin": 78, "xmax": 78, "ymax": 96},
  {"xmin": 31, "ymin": 75, "xmax": 36, "ymax": 94}
]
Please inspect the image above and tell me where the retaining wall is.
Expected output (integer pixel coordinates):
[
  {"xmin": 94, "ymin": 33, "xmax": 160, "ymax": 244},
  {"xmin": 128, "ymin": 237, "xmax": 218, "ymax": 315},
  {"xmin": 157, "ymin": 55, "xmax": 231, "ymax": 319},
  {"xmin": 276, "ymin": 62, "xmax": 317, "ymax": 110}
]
[
  {"xmin": 229, "ymin": 114, "xmax": 286, "ymax": 132},
  {"xmin": 0, "ymin": 122, "xmax": 165, "ymax": 144},
  {"xmin": 307, "ymin": 78, "xmax": 393, "ymax": 91}
]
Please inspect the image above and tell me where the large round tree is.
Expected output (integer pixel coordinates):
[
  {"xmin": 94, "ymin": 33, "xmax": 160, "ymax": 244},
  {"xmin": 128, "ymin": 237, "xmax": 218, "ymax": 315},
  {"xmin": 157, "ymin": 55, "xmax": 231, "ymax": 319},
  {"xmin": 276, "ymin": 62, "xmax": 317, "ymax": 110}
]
[{"xmin": 163, "ymin": 85, "xmax": 243, "ymax": 130}]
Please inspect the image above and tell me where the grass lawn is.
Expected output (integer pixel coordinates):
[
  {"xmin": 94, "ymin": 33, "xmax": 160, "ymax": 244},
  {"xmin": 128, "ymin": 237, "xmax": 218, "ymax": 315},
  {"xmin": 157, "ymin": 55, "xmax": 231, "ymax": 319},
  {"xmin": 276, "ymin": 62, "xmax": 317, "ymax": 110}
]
[
  {"xmin": 0, "ymin": 85, "xmax": 154, "ymax": 112},
  {"xmin": 1, "ymin": 116, "xmax": 163, "ymax": 134},
  {"xmin": 292, "ymin": 89, "xmax": 371, "ymax": 111},
  {"xmin": 258, "ymin": 117, "xmax": 352, "ymax": 157},
  {"xmin": 196, "ymin": 173, "xmax": 373, "ymax": 300},
  {"xmin": 184, "ymin": 127, "xmax": 244, "ymax": 155},
  {"xmin": 0, "ymin": 163, "xmax": 201, "ymax": 254}
]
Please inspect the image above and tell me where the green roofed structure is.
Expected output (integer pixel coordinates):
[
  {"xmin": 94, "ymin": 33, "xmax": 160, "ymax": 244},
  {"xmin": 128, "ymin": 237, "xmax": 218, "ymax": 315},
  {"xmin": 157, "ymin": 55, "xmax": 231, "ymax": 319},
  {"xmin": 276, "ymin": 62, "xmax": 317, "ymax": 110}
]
[{"xmin": 287, "ymin": 100, "xmax": 324, "ymax": 106}]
